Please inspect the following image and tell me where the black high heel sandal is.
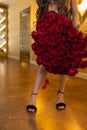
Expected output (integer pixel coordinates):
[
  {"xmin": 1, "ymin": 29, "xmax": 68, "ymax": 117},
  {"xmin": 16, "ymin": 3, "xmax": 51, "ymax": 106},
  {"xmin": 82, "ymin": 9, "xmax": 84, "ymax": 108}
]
[
  {"xmin": 56, "ymin": 90, "xmax": 66, "ymax": 110},
  {"xmin": 26, "ymin": 92, "xmax": 37, "ymax": 113}
]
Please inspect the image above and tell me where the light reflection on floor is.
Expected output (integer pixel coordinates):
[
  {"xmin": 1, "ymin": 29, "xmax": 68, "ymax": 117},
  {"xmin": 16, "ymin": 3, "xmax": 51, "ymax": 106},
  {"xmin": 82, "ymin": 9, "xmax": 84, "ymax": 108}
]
[{"xmin": 0, "ymin": 58, "xmax": 87, "ymax": 130}]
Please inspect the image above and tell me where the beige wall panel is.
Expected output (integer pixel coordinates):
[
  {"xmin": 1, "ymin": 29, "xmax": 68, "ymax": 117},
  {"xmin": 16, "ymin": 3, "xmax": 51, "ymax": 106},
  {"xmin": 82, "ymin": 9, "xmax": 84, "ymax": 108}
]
[{"xmin": 8, "ymin": 0, "xmax": 37, "ymax": 61}]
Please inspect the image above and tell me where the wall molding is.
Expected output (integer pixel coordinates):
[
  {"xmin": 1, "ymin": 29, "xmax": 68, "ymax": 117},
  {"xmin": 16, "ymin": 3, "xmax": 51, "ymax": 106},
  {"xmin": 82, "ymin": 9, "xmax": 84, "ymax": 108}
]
[
  {"xmin": 76, "ymin": 72, "xmax": 87, "ymax": 80},
  {"xmin": 30, "ymin": 60, "xmax": 37, "ymax": 65},
  {"xmin": 7, "ymin": 55, "xmax": 19, "ymax": 60}
]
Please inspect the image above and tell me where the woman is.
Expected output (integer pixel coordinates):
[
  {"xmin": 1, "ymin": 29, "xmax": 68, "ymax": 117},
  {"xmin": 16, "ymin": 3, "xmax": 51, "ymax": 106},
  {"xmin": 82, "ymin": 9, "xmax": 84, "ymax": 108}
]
[{"xmin": 26, "ymin": 0, "xmax": 87, "ymax": 113}]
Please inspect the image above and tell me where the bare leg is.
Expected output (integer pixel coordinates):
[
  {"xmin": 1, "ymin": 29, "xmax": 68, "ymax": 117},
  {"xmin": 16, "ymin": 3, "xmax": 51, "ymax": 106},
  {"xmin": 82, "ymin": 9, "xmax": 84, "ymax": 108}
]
[
  {"xmin": 59, "ymin": 75, "xmax": 67, "ymax": 92},
  {"xmin": 32, "ymin": 65, "xmax": 47, "ymax": 94},
  {"xmin": 56, "ymin": 75, "xmax": 67, "ymax": 109},
  {"xmin": 28, "ymin": 65, "xmax": 47, "ymax": 112}
]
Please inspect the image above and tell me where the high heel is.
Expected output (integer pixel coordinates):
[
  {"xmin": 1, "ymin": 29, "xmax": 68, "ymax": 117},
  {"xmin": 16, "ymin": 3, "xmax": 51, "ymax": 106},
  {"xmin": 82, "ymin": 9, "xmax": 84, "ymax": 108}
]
[
  {"xmin": 56, "ymin": 90, "xmax": 66, "ymax": 110},
  {"xmin": 26, "ymin": 92, "xmax": 37, "ymax": 113}
]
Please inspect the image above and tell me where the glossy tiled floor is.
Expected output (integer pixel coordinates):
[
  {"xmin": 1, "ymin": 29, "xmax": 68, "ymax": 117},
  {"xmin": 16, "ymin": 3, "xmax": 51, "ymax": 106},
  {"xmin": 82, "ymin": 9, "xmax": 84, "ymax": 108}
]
[{"xmin": 0, "ymin": 58, "xmax": 87, "ymax": 130}]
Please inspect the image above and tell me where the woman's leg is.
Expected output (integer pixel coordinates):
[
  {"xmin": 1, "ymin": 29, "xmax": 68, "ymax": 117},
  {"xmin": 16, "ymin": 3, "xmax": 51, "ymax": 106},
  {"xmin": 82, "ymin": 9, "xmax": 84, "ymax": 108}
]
[
  {"xmin": 31, "ymin": 65, "xmax": 47, "ymax": 93},
  {"xmin": 27, "ymin": 65, "xmax": 47, "ymax": 112},
  {"xmin": 56, "ymin": 75, "xmax": 68, "ymax": 109},
  {"xmin": 59, "ymin": 75, "xmax": 67, "ymax": 92}
]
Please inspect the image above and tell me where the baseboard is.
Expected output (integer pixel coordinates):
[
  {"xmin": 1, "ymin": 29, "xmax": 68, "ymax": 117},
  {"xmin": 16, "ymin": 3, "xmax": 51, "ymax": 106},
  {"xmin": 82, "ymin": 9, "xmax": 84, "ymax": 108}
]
[
  {"xmin": 30, "ymin": 60, "xmax": 37, "ymax": 65},
  {"xmin": 7, "ymin": 55, "xmax": 19, "ymax": 60},
  {"xmin": 76, "ymin": 72, "xmax": 87, "ymax": 80}
]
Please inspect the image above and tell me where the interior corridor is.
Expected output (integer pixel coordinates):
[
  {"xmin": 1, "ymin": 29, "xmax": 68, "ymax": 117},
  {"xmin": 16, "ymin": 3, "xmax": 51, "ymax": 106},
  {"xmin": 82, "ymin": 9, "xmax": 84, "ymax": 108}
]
[{"xmin": 0, "ymin": 58, "xmax": 87, "ymax": 130}]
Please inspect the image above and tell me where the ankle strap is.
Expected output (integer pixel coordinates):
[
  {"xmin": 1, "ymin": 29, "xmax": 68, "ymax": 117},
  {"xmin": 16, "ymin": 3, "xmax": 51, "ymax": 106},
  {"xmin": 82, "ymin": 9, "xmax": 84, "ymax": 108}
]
[
  {"xmin": 32, "ymin": 92, "xmax": 38, "ymax": 95},
  {"xmin": 57, "ymin": 90, "xmax": 64, "ymax": 94}
]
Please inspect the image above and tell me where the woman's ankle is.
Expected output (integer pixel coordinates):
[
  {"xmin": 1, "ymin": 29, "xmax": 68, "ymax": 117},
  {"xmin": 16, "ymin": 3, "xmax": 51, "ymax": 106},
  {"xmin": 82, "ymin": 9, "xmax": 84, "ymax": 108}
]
[
  {"xmin": 29, "ymin": 92, "xmax": 38, "ymax": 105},
  {"xmin": 57, "ymin": 90, "xmax": 65, "ymax": 103}
]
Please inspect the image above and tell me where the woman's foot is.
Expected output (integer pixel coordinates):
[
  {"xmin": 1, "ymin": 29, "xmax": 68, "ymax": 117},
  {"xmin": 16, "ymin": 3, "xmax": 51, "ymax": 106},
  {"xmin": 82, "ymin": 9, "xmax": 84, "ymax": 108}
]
[
  {"xmin": 56, "ymin": 90, "xmax": 66, "ymax": 110},
  {"xmin": 26, "ymin": 92, "xmax": 37, "ymax": 113}
]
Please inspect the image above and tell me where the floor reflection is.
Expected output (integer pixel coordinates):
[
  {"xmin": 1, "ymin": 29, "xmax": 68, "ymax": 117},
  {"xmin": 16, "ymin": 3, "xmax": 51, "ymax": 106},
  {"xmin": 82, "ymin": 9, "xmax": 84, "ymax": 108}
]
[{"xmin": 0, "ymin": 58, "xmax": 87, "ymax": 130}]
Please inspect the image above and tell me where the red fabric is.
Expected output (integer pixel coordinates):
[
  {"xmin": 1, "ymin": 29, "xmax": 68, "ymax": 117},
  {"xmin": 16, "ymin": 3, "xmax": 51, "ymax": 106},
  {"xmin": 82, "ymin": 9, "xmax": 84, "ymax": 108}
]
[
  {"xmin": 31, "ymin": 11, "xmax": 87, "ymax": 76},
  {"xmin": 42, "ymin": 78, "xmax": 49, "ymax": 89}
]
